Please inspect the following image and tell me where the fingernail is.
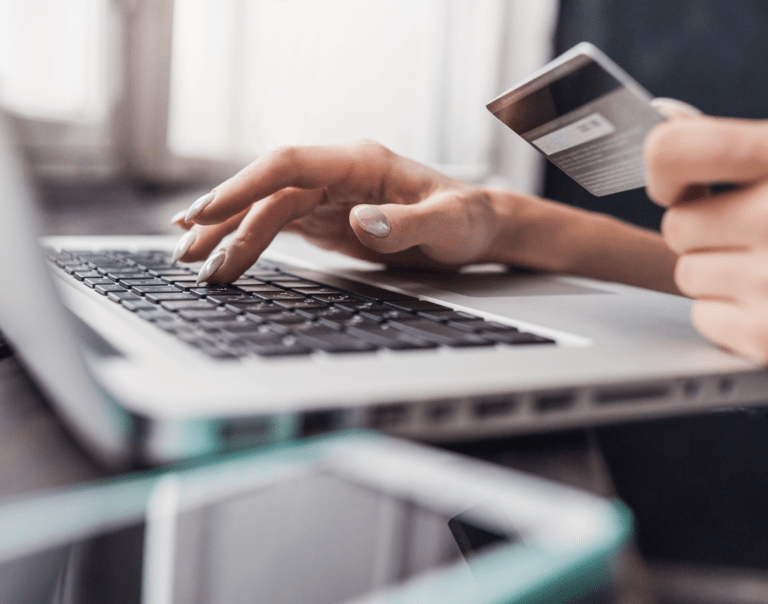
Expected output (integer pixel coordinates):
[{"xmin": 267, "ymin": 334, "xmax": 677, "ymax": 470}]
[
  {"xmin": 197, "ymin": 250, "xmax": 226, "ymax": 284},
  {"xmin": 171, "ymin": 230, "xmax": 197, "ymax": 263},
  {"xmin": 650, "ymin": 97, "xmax": 703, "ymax": 118},
  {"xmin": 170, "ymin": 209, "xmax": 187, "ymax": 225},
  {"xmin": 185, "ymin": 191, "xmax": 216, "ymax": 222},
  {"xmin": 354, "ymin": 205, "xmax": 391, "ymax": 238}
]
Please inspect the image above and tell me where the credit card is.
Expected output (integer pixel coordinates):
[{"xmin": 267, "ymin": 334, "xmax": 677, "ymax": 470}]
[{"xmin": 487, "ymin": 42, "xmax": 666, "ymax": 197}]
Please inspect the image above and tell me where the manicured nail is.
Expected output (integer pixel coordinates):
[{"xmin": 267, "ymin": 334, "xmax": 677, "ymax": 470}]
[
  {"xmin": 354, "ymin": 205, "xmax": 391, "ymax": 238},
  {"xmin": 170, "ymin": 209, "xmax": 187, "ymax": 225},
  {"xmin": 196, "ymin": 250, "xmax": 226, "ymax": 284},
  {"xmin": 650, "ymin": 97, "xmax": 703, "ymax": 118},
  {"xmin": 171, "ymin": 230, "xmax": 197, "ymax": 263},
  {"xmin": 185, "ymin": 191, "xmax": 216, "ymax": 222}
]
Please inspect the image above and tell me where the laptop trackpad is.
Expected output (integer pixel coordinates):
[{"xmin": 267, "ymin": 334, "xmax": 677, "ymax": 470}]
[{"xmin": 377, "ymin": 267, "xmax": 611, "ymax": 298}]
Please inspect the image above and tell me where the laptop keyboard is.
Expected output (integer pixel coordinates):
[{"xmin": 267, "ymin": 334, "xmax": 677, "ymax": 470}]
[{"xmin": 47, "ymin": 249, "xmax": 555, "ymax": 359}]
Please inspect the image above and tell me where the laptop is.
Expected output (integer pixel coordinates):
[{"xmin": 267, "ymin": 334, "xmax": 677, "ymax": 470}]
[{"xmin": 1, "ymin": 109, "xmax": 766, "ymax": 469}]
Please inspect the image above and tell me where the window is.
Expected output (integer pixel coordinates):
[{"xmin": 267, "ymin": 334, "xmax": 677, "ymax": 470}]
[{"xmin": 0, "ymin": 0, "xmax": 557, "ymax": 194}]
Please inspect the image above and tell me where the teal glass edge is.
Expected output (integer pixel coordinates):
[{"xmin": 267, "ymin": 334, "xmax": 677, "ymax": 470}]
[{"xmin": 0, "ymin": 430, "xmax": 632, "ymax": 604}]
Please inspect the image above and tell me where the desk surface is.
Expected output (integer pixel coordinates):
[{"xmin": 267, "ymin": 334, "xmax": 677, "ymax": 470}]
[{"xmin": 0, "ymin": 355, "xmax": 106, "ymax": 499}]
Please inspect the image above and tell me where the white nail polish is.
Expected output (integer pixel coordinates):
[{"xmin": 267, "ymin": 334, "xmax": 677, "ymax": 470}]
[
  {"xmin": 196, "ymin": 250, "xmax": 226, "ymax": 284},
  {"xmin": 171, "ymin": 230, "xmax": 197, "ymax": 263},
  {"xmin": 354, "ymin": 205, "xmax": 391, "ymax": 238},
  {"xmin": 170, "ymin": 209, "xmax": 187, "ymax": 225},
  {"xmin": 185, "ymin": 191, "xmax": 216, "ymax": 222}
]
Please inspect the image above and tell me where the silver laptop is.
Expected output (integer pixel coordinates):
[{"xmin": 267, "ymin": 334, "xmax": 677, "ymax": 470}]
[{"xmin": 1, "ymin": 111, "xmax": 766, "ymax": 469}]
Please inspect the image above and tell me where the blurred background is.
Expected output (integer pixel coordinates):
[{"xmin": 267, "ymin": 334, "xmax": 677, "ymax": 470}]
[{"xmin": 0, "ymin": 0, "xmax": 554, "ymax": 236}]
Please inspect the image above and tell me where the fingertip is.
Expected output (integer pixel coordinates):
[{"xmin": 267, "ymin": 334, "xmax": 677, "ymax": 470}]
[
  {"xmin": 352, "ymin": 205, "xmax": 391, "ymax": 238},
  {"xmin": 170, "ymin": 209, "xmax": 192, "ymax": 229},
  {"xmin": 644, "ymin": 121, "xmax": 681, "ymax": 207},
  {"xmin": 650, "ymin": 97, "xmax": 703, "ymax": 120},
  {"xmin": 185, "ymin": 191, "xmax": 217, "ymax": 223}
]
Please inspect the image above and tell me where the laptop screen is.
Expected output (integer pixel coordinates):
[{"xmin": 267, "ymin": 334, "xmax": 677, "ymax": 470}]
[{"xmin": 0, "ymin": 112, "xmax": 129, "ymax": 466}]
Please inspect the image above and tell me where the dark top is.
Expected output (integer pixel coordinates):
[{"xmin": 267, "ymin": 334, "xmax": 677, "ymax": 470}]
[{"xmin": 546, "ymin": 0, "xmax": 768, "ymax": 231}]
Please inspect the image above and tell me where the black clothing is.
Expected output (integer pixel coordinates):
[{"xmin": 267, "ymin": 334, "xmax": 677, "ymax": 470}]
[
  {"xmin": 551, "ymin": 0, "xmax": 768, "ymax": 568},
  {"xmin": 546, "ymin": 0, "xmax": 768, "ymax": 231}
]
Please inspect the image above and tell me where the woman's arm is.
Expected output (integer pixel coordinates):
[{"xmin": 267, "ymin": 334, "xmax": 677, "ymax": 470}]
[
  {"xmin": 482, "ymin": 187, "xmax": 679, "ymax": 294},
  {"xmin": 172, "ymin": 139, "xmax": 678, "ymax": 293}
]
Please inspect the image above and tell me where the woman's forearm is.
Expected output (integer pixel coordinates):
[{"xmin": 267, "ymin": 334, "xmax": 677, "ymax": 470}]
[{"xmin": 482, "ymin": 187, "xmax": 680, "ymax": 295}]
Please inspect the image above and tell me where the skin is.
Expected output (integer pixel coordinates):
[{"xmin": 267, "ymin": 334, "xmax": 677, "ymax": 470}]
[
  {"xmin": 174, "ymin": 140, "xmax": 678, "ymax": 291},
  {"xmin": 647, "ymin": 116, "xmax": 768, "ymax": 364},
  {"xmin": 172, "ymin": 103, "xmax": 768, "ymax": 365}
]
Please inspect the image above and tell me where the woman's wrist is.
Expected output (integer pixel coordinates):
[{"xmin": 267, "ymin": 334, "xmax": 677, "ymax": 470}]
[{"xmin": 480, "ymin": 186, "xmax": 680, "ymax": 294}]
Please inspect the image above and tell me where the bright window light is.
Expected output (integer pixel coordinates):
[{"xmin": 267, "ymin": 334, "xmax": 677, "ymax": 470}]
[
  {"xmin": 168, "ymin": 0, "xmax": 506, "ymax": 171},
  {"xmin": 0, "ymin": 0, "xmax": 113, "ymax": 122}
]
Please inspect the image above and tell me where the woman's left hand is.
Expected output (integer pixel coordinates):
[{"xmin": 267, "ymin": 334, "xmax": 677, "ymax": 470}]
[{"xmin": 645, "ymin": 114, "xmax": 768, "ymax": 363}]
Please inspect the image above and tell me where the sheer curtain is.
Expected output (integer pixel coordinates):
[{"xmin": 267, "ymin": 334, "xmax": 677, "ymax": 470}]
[
  {"xmin": 168, "ymin": 0, "xmax": 557, "ymax": 193},
  {"xmin": 0, "ymin": 0, "xmax": 121, "ymax": 180},
  {"xmin": 0, "ymin": 0, "xmax": 557, "ymax": 194}
]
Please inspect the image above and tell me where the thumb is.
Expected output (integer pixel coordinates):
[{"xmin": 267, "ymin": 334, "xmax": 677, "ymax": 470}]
[
  {"xmin": 650, "ymin": 97, "xmax": 703, "ymax": 120},
  {"xmin": 350, "ymin": 193, "xmax": 493, "ymax": 265},
  {"xmin": 350, "ymin": 203, "xmax": 427, "ymax": 255}
]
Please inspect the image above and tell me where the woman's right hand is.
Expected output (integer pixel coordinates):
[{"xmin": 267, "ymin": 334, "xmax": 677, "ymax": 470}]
[{"xmin": 172, "ymin": 139, "xmax": 509, "ymax": 283}]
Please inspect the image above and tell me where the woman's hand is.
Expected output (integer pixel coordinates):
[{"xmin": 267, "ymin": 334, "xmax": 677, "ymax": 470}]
[
  {"xmin": 172, "ymin": 140, "xmax": 505, "ymax": 283},
  {"xmin": 646, "ymin": 115, "xmax": 768, "ymax": 363}
]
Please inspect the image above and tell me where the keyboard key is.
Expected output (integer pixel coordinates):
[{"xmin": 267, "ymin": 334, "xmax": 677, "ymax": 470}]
[
  {"xmin": 64, "ymin": 265, "xmax": 92, "ymax": 275},
  {"xmin": 190, "ymin": 286, "xmax": 242, "ymax": 296},
  {"xmin": 269, "ymin": 279, "xmax": 319, "ymax": 288},
  {"xmin": 267, "ymin": 310, "xmax": 308, "ymax": 322},
  {"xmin": 217, "ymin": 321, "xmax": 271, "ymax": 336},
  {"xmin": 119, "ymin": 278, "xmax": 167, "ymax": 288},
  {"xmin": 317, "ymin": 313, "xmax": 373, "ymax": 331},
  {"xmin": 83, "ymin": 278, "xmax": 115, "ymax": 288},
  {"xmin": 345, "ymin": 323, "xmax": 437, "ymax": 350},
  {"xmin": 160, "ymin": 300, "xmax": 218, "ymax": 312},
  {"xmin": 293, "ymin": 327, "xmax": 377, "ymax": 353},
  {"xmin": 250, "ymin": 291, "xmax": 306, "ymax": 301},
  {"xmin": 121, "ymin": 299, "xmax": 158, "ymax": 312},
  {"xmin": 310, "ymin": 293, "xmax": 365, "ymax": 304},
  {"xmin": 285, "ymin": 270, "xmax": 418, "ymax": 301},
  {"xmin": 207, "ymin": 294, "xmax": 259, "ymax": 305},
  {"xmin": 233, "ymin": 284, "xmax": 284, "ymax": 294},
  {"xmin": 105, "ymin": 270, "xmax": 147, "ymax": 279},
  {"xmin": 235, "ymin": 333, "xmax": 312, "ymax": 356},
  {"xmin": 266, "ymin": 314, "xmax": 315, "ymax": 332},
  {"xmin": 387, "ymin": 319, "xmax": 495, "ymax": 347},
  {"xmin": 56, "ymin": 258, "xmax": 87, "ymax": 268},
  {"xmin": 149, "ymin": 268, "xmax": 191, "ymax": 277},
  {"xmin": 131, "ymin": 285, "xmax": 184, "ymax": 295},
  {"xmin": 358, "ymin": 308, "xmax": 420, "ymax": 323},
  {"xmin": 224, "ymin": 302, "xmax": 282, "ymax": 315},
  {"xmin": 164, "ymin": 277, "xmax": 199, "ymax": 286},
  {"xmin": 137, "ymin": 309, "xmax": 177, "ymax": 322},
  {"xmin": 334, "ymin": 300, "xmax": 387, "ymax": 312},
  {"xmin": 178, "ymin": 309, "xmax": 238, "ymax": 322},
  {"xmin": 385, "ymin": 300, "xmax": 453, "ymax": 313},
  {"xmin": 231, "ymin": 278, "xmax": 270, "ymax": 286},
  {"xmin": 300, "ymin": 306, "xmax": 356, "ymax": 324},
  {"xmin": 272, "ymin": 299, "xmax": 328, "ymax": 311},
  {"xmin": 72, "ymin": 270, "xmax": 103, "ymax": 280},
  {"xmin": 145, "ymin": 292, "xmax": 199, "ymax": 303},
  {"xmin": 95, "ymin": 284, "xmax": 128, "ymax": 295},
  {"xmin": 292, "ymin": 287, "xmax": 340, "ymax": 295},
  {"xmin": 107, "ymin": 291, "xmax": 143, "ymax": 303}
]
